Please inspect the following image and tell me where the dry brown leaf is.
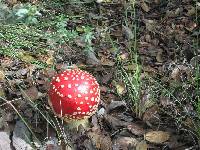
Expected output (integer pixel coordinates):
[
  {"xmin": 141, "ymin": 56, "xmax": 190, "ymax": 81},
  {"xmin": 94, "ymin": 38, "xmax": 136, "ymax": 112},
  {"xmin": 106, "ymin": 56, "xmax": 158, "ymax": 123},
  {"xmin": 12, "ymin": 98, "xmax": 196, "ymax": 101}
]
[
  {"xmin": 127, "ymin": 123, "xmax": 145, "ymax": 136},
  {"xmin": 156, "ymin": 50, "xmax": 164, "ymax": 63},
  {"xmin": 122, "ymin": 25, "xmax": 134, "ymax": 40},
  {"xmin": 88, "ymin": 131, "xmax": 112, "ymax": 150},
  {"xmin": 100, "ymin": 57, "xmax": 115, "ymax": 66},
  {"xmin": 185, "ymin": 6, "xmax": 196, "ymax": 16},
  {"xmin": 0, "ymin": 88, "xmax": 5, "ymax": 98},
  {"xmin": 22, "ymin": 86, "xmax": 39, "ymax": 101},
  {"xmin": 143, "ymin": 19, "xmax": 157, "ymax": 32},
  {"xmin": 46, "ymin": 55, "xmax": 54, "ymax": 65},
  {"xmin": 0, "ymin": 70, "xmax": 5, "ymax": 81},
  {"xmin": 136, "ymin": 140, "xmax": 148, "ymax": 150},
  {"xmin": 104, "ymin": 115, "xmax": 128, "ymax": 130},
  {"xmin": 107, "ymin": 101, "xmax": 126, "ymax": 113},
  {"xmin": 114, "ymin": 137, "xmax": 139, "ymax": 150},
  {"xmin": 144, "ymin": 131, "xmax": 170, "ymax": 144},
  {"xmin": 140, "ymin": 1, "xmax": 150, "ymax": 12},
  {"xmin": 86, "ymin": 51, "xmax": 100, "ymax": 65},
  {"xmin": 123, "ymin": 64, "xmax": 137, "ymax": 71},
  {"xmin": 142, "ymin": 105, "xmax": 159, "ymax": 123},
  {"xmin": 18, "ymin": 52, "xmax": 35, "ymax": 63}
]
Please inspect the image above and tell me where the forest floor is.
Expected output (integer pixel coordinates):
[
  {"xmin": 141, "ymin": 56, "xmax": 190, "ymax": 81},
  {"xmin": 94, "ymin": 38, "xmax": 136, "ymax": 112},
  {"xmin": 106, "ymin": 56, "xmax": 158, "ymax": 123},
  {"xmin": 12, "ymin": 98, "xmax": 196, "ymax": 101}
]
[{"xmin": 0, "ymin": 0, "xmax": 200, "ymax": 149}]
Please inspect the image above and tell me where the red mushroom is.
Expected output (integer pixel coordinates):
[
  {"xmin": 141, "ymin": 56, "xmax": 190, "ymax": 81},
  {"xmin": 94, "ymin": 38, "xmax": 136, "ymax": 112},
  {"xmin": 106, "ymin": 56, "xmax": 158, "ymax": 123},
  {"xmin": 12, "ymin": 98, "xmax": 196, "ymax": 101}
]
[{"xmin": 48, "ymin": 68, "xmax": 100, "ymax": 128}]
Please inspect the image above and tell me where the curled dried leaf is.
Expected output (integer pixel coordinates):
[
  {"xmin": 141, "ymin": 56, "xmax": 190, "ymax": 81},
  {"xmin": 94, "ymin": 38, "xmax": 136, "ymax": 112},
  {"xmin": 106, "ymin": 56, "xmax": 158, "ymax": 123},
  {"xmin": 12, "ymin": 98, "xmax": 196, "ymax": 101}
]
[
  {"xmin": 0, "ymin": 70, "xmax": 5, "ymax": 81},
  {"xmin": 127, "ymin": 123, "xmax": 145, "ymax": 136},
  {"xmin": 144, "ymin": 131, "xmax": 170, "ymax": 144}
]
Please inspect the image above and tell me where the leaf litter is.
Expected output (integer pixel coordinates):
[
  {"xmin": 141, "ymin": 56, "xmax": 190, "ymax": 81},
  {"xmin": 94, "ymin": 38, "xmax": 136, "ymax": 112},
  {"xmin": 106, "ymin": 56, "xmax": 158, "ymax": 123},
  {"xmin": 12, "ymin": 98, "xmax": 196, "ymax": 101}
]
[{"xmin": 0, "ymin": 0, "xmax": 200, "ymax": 149}]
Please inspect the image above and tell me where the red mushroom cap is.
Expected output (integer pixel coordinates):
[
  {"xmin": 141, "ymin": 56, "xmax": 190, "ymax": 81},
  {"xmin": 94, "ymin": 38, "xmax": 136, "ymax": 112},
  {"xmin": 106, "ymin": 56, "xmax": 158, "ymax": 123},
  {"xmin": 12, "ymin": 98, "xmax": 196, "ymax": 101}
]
[{"xmin": 48, "ymin": 69, "xmax": 100, "ymax": 120}]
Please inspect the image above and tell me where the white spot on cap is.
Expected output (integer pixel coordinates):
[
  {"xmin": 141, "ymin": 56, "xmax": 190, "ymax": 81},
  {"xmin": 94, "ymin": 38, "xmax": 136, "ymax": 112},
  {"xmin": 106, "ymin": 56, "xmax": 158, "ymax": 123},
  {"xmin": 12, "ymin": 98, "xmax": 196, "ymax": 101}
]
[
  {"xmin": 87, "ymin": 102, "xmax": 89, "ymax": 105},
  {"xmin": 84, "ymin": 91, "xmax": 88, "ymax": 94},
  {"xmin": 89, "ymin": 105, "xmax": 92, "ymax": 108},
  {"xmin": 90, "ymin": 90, "xmax": 93, "ymax": 94},
  {"xmin": 77, "ymin": 94, "xmax": 81, "ymax": 98},
  {"xmin": 55, "ymin": 89, "xmax": 57, "ymax": 92},
  {"xmin": 85, "ymin": 97, "xmax": 88, "ymax": 100},
  {"xmin": 81, "ymin": 76, "xmax": 84, "ymax": 79},
  {"xmin": 78, "ymin": 112, "xmax": 81, "ymax": 114},
  {"xmin": 93, "ymin": 105, "xmax": 97, "ymax": 109},
  {"xmin": 61, "ymin": 85, "xmax": 64, "ymax": 88},
  {"xmin": 77, "ymin": 107, "xmax": 81, "ymax": 110},
  {"xmin": 60, "ymin": 94, "xmax": 64, "ymax": 97},
  {"xmin": 82, "ymin": 112, "xmax": 85, "ymax": 114},
  {"xmin": 95, "ymin": 98, "xmax": 99, "ymax": 102},
  {"xmin": 73, "ymin": 112, "xmax": 77, "ymax": 115},
  {"xmin": 53, "ymin": 85, "xmax": 55, "ymax": 89},
  {"xmin": 56, "ymin": 77, "xmax": 60, "ymax": 82},
  {"xmin": 64, "ymin": 77, "xmax": 68, "ymax": 80},
  {"xmin": 75, "ymin": 84, "xmax": 79, "ymax": 87},
  {"xmin": 68, "ymin": 84, "xmax": 71, "ymax": 88},
  {"xmin": 91, "ymin": 97, "xmax": 94, "ymax": 101},
  {"xmin": 72, "ymin": 77, "xmax": 75, "ymax": 80},
  {"xmin": 68, "ymin": 94, "xmax": 72, "ymax": 98},
  {"xmin": 53, "ymin": 77, "xmax": 55, "ymax": 80},
  {"xmin": 76, "ymin": 75, "xmax": 79, "ymax": 77},
  {"xmin": 61, "ymin": 74, "xmax": 64, "ymax": 76},
  {"xmin": 80, "ymin": 101, "xmax": 83, "ymax": 104}
]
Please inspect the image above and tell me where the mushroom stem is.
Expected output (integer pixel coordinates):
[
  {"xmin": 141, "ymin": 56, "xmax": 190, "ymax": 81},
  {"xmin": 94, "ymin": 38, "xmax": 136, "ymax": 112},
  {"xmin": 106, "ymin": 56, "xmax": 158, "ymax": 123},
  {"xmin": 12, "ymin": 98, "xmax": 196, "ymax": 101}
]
[{"xmin": 64, "ymin": 118, "xmax": 89, "ymax": 129}]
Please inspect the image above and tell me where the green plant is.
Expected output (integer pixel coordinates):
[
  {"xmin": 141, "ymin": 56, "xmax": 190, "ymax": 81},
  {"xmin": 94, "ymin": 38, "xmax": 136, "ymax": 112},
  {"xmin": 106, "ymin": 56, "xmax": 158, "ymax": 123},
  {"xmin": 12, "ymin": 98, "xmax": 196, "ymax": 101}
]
[
  {"xmin": 13, "ymin": 4, "xmax": 41, "ymax": 24},
  {"xmin": 0, "ymin": 1, "xmax": 41, "ymax": 24},
  {"xmin": 116, "ymin": 0, "xmax": 142, "ymax": 117},
  {"xmin": 44, "ymin": 15, "xmax": 78, "ymax": 46},
  {"xmin": 82, "ymin": 26, "xmax": 95, "ymax": 52}
]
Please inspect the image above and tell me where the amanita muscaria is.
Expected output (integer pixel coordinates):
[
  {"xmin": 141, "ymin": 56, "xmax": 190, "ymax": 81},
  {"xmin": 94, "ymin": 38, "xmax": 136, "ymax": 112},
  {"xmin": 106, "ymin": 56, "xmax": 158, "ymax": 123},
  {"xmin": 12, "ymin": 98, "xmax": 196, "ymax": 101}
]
[{"xmin": 48, "ymin": 68, "xmax": 100, "ymax": 128}]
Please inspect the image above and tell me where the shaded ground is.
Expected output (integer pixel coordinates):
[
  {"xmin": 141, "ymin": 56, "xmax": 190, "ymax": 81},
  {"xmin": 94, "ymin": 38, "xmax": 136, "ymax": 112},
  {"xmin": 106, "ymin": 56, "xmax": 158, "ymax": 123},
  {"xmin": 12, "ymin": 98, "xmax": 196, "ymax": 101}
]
[{"xmin": 0, "ymin": 0, "xmax": 200, "ymax": 149}]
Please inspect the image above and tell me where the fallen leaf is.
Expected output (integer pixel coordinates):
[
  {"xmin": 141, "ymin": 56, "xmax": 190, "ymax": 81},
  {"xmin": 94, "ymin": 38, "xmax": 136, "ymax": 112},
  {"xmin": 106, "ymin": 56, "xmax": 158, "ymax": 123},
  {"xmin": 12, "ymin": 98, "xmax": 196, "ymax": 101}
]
[
  {"xmin": 142, "ymin": 105, "xmax": 159, "ymax": 123},
  {"xmin": 88, "ymin": 131, "xmax": 112, "ymax": 150},
  {"xmin": 136, "ymin": 140, "xmax": 148, "ymax": 150},
  {"xmin": 122, "ymin": 25, "xmax": 134, "ymax": 40},
  {"xmin": 190, "ymin": 55, "xmax": 200, "ymax": 68},
  {"xmin": 0, "ymin": 85, "xmax": 5, "ymax": 98},
  {"xmin": 0, "ymin": 132, "xmax": 11, "ymax": 150},
  {"xmin": 114, "ymin": 137, "xmax": 139, "ymax": 150},
  {"xmin": 123, "ymin": 64, "xmax": 137, "ymax": 71},
  {"xmin": 104, "ymin": 114, "xmax": 128, "ymax": 130},
  {"xmin": 112, "ymin": 81, "xmax": 126, "ymax": 95},
  {"xmin": 13, "ymin": 120, "xmax": 34, "ymax": 149},
  {"xmin": 185, "ymin": 5, "xmax": 195, "ymax": 16},
  {"xmin": 18, "ymin": 52, "xmax": 35, "ymax": 63},
  {"xmin": 100, "ymin": 57, "xmax": 115, "ymax": 66},
  {"xmin": 156, "ymin": 50, "xmax": 164, "ymax": 62},
  {"xmin": 107, "ymin": 101, "xmax": 127, "ymax": 113},
  {"xmin": 86, "ymin": 51, "xmax": 100, "ymax": 65},
  {"xmin": 46, "ymin": 55, "xmax": 54, "ymax": 65},
  {"xmin": 0, "ymin": 70, "xmax": 5, "ymax": 81},
  {"xmin": 22, "ymin": 86, "xmax": 39, "ymax": 101},
  {"xmin": 144, "ymin": 131, "xmax": 170, "ymax": 144},
  {"xmin": 143, "ymin": 19, "xmax": 157, "ymax": 32},
  {"xmin": 140, "ymin": 1, "xmax": 150, "ymax": 12},
  {"xmin": 127, "ymin": 123, "xmax": 145, "ymax": 136}
]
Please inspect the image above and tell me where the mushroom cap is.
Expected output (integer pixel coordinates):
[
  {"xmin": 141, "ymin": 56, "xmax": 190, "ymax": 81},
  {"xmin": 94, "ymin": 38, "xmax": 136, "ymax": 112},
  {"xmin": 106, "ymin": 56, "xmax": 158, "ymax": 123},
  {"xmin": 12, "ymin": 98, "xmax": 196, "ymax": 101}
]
[{"xmin": 48, "ymin": 69, "xmax": 100, "ymax": 120}]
